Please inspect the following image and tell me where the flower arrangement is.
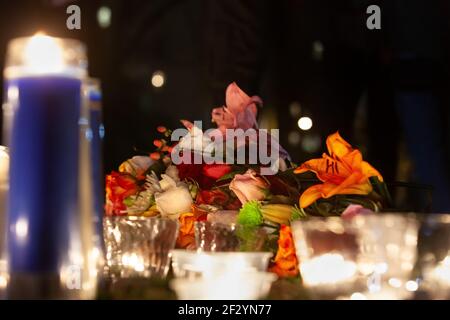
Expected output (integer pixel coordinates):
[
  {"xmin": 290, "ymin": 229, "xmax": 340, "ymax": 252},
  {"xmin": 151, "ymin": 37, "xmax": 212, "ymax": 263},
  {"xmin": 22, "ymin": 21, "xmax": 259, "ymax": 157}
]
[{"xmin": 105, "ymin": 82, "xmax": 391, "ymax": 278}]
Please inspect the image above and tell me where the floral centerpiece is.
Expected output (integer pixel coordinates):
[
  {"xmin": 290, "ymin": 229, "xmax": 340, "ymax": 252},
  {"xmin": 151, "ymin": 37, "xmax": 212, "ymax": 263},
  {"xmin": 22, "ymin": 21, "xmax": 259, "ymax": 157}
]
[{"xmin": 105, "ymin": 82, "xmax": 391, "ymax": 278}]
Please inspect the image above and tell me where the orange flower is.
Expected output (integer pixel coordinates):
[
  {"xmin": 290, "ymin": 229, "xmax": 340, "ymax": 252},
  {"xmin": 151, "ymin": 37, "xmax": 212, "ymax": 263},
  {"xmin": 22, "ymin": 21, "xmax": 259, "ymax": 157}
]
[
  {"xmin": 105, "ymin": 171, "xmax": 139, "ymax": 215},
  {"xmin": 294, "ymin": 132, "xmax": 383, "ymax": 208},
  {"xmin": 269, "ymin": 225, "xmax": 299, "ymax": 277},
  {"xmin": 176, "ymin": 212, "xmax": 196, "ymax": 249}
]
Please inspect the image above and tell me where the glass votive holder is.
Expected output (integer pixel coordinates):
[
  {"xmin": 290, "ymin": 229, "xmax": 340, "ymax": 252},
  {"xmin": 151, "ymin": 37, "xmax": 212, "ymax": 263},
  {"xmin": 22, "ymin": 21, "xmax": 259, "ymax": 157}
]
[
  {"xmin": 170, "ymin": 271, "xmax": 277, "ymax": 300},
  {"xmin": 103, "ymin": 216, "xmax": 179, "ymax": 279},
  {"xmin": 352, "ymin": 213, "xmax": 419, "ymax": 299},
  {"xmin": 195, "ymin": 221, "xmax": 267, "ymax": 252},
  {"xmin": 416, "ymin": 214, "xmax": 450, "ymax": 299},
  {"xmin": 292, "ymin": 217, "xmax": 362, "ymax": 299},
  {"xmin": 292, "ymin": 213, "xmax": 419, "ymax": 300},
  {"xmin": 170, "ymin": 250, "xmax": 272, "ymax": 279}
]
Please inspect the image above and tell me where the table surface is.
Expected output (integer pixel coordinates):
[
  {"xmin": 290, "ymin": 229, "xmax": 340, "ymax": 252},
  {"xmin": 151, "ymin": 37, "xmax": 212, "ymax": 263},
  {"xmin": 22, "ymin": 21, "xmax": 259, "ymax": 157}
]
[{"xmin": 97, "ymin": 277, "xmax": 312, "ymax": 300}]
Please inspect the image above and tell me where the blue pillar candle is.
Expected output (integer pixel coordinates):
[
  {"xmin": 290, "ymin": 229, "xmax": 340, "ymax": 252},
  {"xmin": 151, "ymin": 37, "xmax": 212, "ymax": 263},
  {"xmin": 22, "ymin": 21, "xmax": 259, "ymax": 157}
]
[{"xmin": 3, "ymin": 35, "xmax": 96, "ymax": 298}]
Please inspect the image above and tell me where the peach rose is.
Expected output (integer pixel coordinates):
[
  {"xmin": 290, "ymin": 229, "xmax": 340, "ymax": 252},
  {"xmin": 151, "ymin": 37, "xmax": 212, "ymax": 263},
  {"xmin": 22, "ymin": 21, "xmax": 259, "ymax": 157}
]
[{"xmin": 229, "ymin": 169, "xmax": 269, "ymax": 204}]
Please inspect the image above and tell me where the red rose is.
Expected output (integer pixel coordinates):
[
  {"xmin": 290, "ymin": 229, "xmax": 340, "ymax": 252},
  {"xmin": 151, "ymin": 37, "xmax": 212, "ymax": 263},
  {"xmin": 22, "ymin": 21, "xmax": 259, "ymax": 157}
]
[
  {"xmin": 196, "ymin": 189, "xmax": 229, "ymax": 206},
  {"xmin": 202, "ymin": 164, "xmax": 231, "ymax": 179},
  {"xmin": 177, "ymin": 162, "xmax": 203, "ymax": 181},
  {"xmin": 176, "ymin": 155, "xmax": 230, "ymax": 189}
]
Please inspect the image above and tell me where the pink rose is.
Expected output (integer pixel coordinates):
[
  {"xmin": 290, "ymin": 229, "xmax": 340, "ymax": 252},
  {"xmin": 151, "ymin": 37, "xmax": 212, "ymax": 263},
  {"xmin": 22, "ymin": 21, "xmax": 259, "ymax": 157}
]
[
  {"xmin": 341, "ymin": 204, "xmax": 373, "ymax": 220},
  {"xmin": 211, "ymin": 82, "xmax": 262, "ymax": 133},
  {"xmin": 229, "ymin": 169, "xmax": 269, "ymax": 204}
]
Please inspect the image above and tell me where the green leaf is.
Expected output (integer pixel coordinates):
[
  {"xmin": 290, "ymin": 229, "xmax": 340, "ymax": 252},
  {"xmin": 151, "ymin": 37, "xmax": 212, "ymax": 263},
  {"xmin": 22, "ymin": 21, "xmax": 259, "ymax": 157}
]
[
  {"xmin": 123, "ymin": 196, "xmax": 135, "ymax": 207},
  {"xmin": 216, "ymin": 168, "xmax": 246, "ymax": 182},
  {"xmin": 370, "ymin": 176, "xmax": 393, "ymax": 208}
]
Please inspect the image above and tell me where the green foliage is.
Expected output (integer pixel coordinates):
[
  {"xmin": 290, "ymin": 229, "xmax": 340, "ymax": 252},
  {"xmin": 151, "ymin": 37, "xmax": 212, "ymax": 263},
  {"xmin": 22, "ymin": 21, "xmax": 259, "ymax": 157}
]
[
  {"xmin": 290, "ymin": 206, "xmax": 307, "ymax": 222},
  {"xmin": 237, "ymin": 200, "xmax": 263, "ymax": 227}
]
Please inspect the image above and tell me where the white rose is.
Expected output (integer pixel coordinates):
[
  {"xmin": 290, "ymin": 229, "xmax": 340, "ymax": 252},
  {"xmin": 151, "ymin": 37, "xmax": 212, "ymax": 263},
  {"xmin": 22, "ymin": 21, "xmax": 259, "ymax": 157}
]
[{"xmin": 155, "ymin": 186, "xmax": 193, "ymax": 220}]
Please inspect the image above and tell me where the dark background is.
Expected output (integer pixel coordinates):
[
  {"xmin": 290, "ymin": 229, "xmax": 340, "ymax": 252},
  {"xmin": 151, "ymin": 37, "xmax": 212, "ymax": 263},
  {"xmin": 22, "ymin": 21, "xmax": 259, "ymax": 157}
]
[{"xmin": 1, "ymin": 0, "xmax": 450, "ymax": 211}]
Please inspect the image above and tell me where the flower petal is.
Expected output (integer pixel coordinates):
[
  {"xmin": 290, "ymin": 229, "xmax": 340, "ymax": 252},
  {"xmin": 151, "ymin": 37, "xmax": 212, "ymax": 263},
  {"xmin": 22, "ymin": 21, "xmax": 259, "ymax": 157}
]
[
  {"xmin": 326, "ymin": 131, "xmax": 353, "ymax": 158},
  {"xmin": 211, "ymin": 106, "xmax": 235, "ymax": 131},
  {"xmin": 320, "ymin": 172, "xmax": 371, "ymax": 199},
  {"xmin": 225, "ymin": 82, "xmax": 251, "ymax": 114},
  {"xmin": 299, "ymin": 184, "xmax": 326, "ymax": 208},
  {"xmin": 299, "ymin": 175, "xmax": 373, "ymax": 209},
  {"xmin": 294, "ymin": 157, "xmax": 349, "ymax": 184}
]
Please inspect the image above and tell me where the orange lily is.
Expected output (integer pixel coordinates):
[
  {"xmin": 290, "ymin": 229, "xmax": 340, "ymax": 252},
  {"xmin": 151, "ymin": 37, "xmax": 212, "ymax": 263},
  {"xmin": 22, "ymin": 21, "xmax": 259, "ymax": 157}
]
[{"xmin": 295, "ymin": 132, "xmax": 383, "ymax": 208}]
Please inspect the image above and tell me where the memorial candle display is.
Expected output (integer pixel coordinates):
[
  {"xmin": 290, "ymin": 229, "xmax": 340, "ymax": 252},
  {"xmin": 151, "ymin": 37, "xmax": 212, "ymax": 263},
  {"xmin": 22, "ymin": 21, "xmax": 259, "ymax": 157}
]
[{"xmin": 3, "ymin": 34, "xmax": 97, "ymax": 299}]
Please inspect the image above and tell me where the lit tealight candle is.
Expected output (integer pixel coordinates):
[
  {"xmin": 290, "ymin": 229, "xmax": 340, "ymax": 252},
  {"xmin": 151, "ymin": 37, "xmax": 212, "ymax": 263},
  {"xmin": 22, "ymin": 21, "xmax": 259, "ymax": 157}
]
[
  {"xmin": 300, "ymin": 253, "xmax": 357, "ymax": 286},
  {"xmin": 432, "ymin": 256, "xmax": 450, "ymax": 285}
]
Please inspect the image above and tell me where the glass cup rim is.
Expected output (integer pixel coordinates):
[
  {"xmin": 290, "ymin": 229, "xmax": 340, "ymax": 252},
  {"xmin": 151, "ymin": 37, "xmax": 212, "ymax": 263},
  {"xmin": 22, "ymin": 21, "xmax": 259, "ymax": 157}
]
[
  {"xmin": 291, "ymin": 212, "xmax": 428, "ymax": 225},
  {"xmin": 170, "ymin": 248, "xmax": 273, "ymax": 259},
  {"xmin": 194, "ymin": 220, "xmax": 266, "ymax": 231},
  {"xmin": 104, "ymin": 215, "xmax": 179, "ymax": 226}
]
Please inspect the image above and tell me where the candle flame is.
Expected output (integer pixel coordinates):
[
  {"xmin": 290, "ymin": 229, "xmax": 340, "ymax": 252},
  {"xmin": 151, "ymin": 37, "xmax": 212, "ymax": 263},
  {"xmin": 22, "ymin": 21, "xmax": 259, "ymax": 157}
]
[{"xmin": 24, "ymin": 34, "xmax": 64, "ymax": 74}]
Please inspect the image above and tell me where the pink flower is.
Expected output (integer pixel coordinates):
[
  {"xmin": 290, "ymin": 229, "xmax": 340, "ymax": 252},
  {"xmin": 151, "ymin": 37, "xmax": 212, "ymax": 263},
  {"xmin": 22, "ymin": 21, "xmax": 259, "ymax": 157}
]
[
  {"xmin": 211, "ymin": 82, "xmax": 262, "ymax": 132},
  {"xmin": 229, "ymin": 169, "xmax": 269, "ymax": 204},
  {"xmin": 341, "ymin": 204, "xmax": 373, "ymax": 220}
]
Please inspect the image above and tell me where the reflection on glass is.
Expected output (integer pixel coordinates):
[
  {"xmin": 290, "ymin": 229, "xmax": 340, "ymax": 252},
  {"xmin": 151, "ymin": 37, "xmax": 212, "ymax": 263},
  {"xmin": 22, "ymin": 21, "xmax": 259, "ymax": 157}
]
[
  {"xmin": 195, "ymin": 221, "xmax": 267, "ymax": 252},
  {"xmin": 292, "ymin": 214, "xmax": 419, "ymax": 299},
  {"xmin": 417, "ymin": 214, "xmax": 450, "ymax": 299},
  {"xmin": 171, "ymin": 250, "xmax": 272, "ymax": 279},
  {"xmin": 103, "ymin": 216, "xmax": 179, "ymax": 279}
]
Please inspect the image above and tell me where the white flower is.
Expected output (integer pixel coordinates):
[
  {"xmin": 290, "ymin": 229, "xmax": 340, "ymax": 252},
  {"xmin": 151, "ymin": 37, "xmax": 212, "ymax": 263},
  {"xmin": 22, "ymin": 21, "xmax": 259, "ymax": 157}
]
[
  {"xmin": 155, "ymin": 185, "xmax": 193, "ymax": 220},
  {"xmin": 165, "ymin": 165, "xmax": 180, "ymax": 182}
]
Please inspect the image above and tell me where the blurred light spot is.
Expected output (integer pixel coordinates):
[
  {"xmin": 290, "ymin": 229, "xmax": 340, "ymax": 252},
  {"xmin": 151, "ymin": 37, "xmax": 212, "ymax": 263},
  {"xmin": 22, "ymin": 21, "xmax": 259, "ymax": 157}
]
[
  {"xmin": 388, "ymin": 278, "xmax": 402, "ymax": 288},
  {"xmin": 85, "ymin": 128, "xmax": 93, "ymax": 141},
  {"xmin": 374, "ymin": 263, "xmax": 388, "ymax": 274},
  {"xmin": 301, "ymin": 134, "xmax": 321, "ymax": 153},
  {"xmin": 151, "ymin": 71, "xmax": 165, "ymax": 88},
  {"xmin": 78, "ymin": 117, "xmax": 88, "ymax": 126},
  {"xmin": 99, "ymin": 124, "xmax": 105, "ymax": 139},
  {"xmin": 97, "ymin": 6, "xmax": 112, "ymax": 28},
  {"xmin": 350, "ymin": 292, "xmax": 367, "ymax": 300},
  {"xmin": 0, "ymin": 274, "xmax": 7, "ymax": 289},
  {"xmin": 312, "ymin": 40, "xmax": 324, "ymax": 61},
  {"xmin": 7, "ymin": 86, "xmax": 18, "ymax": 101},
  {"xmin": 298, "ymin": 116, "xmax": 313, "ymax": 131},
  {"xmin": 289, "ymin": 101, "xmax": 301, "ymax": 117},
  {"xmin": 15, "ymin": 217, "xmax": 28, "ymax": 240},
  {"xmin": 405, "ymin": 280, "xmax": 418, "ymax": 292},
  {"xmin": 288, "ymin": 131, "xmax": 301, "ymax": 146}
]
